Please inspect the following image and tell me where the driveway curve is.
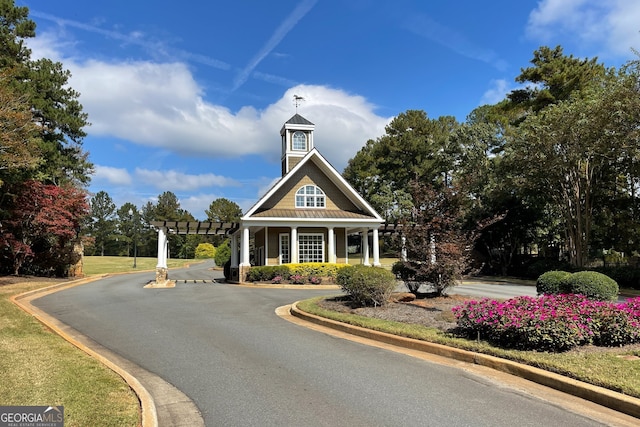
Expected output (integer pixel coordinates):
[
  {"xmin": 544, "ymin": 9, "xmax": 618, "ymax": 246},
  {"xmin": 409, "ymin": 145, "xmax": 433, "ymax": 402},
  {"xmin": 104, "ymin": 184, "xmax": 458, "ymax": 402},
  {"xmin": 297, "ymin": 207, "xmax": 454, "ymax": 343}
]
[{"xmin": 33, "ymin": 262, "xmax": 621, "ymax": 426}]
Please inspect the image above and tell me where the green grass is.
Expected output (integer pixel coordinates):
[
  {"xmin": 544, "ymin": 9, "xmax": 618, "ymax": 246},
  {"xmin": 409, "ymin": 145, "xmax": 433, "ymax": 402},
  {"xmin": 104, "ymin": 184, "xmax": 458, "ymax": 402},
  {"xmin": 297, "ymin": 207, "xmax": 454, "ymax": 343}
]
[
  {"xmin": 83, "ymin": 255, "xmax": 200, "ymax": 275},
  {"xmin": 298, "ymin": 297, "xmax": 640, "ymax": 398},
  {"xmin": 0, "ymin": 280, "xmax": 140, "ymax": 427}
]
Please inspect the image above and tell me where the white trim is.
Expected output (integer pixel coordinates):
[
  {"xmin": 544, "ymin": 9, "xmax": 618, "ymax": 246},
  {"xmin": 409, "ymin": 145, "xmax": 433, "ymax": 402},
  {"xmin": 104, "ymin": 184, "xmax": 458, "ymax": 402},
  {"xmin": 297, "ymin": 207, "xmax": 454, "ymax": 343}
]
[{"xmin": 243, "ymin": 148, "xmax": 383, "ymax": 221}]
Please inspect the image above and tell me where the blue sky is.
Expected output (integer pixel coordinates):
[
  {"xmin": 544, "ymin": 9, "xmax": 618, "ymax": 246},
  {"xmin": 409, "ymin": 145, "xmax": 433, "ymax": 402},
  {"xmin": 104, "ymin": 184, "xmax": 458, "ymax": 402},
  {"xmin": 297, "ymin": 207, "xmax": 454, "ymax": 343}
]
[{"xmin": 21, "ymin": 0, "xmax": 640, "ymax": 219}]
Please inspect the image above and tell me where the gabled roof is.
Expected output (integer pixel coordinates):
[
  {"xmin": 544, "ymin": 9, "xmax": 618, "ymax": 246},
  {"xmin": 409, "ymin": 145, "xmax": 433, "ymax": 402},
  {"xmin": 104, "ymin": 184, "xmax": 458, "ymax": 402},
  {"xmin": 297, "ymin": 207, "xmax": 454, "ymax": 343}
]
[{"xmin": 243, "ymin": 148, "xmax": 382, "ymax": 222}]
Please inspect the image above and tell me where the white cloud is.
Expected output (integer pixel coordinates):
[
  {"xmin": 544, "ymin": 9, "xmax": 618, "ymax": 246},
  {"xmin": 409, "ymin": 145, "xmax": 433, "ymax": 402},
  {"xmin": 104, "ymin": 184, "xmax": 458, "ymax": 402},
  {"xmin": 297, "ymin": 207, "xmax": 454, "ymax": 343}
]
[
  {"xmin": 134, "ymin": 168, "xmax": 240, "ymax": 191},
  {"xmin": 480, "ymin": 79, "xmax": 515, "ymax": 105},
  {"xmin": 67, "ymin": 60, "xmax": 390, "ymax": 171},
  {"xmin": 527, "ymin": 0, "xmax": 640, "ymax": 58},
  {"xmin": 27, "ymin": 31, "xmax": 391, "ymax": 174},
  {"xmin": 94, "ymin": 165, "xmax": 132, "ymax": 186}
]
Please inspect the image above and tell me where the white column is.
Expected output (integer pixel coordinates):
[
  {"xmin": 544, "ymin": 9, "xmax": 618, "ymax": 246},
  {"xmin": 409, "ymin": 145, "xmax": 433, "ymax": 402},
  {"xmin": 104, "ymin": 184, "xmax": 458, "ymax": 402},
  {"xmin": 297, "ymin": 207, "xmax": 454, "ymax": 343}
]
[
  {"xmin": 264, "ymin": 227, "xmax": 269, "ymax": 266},
  {"xmin": 291, "ymin": 227, "xmax": 298, "ymax": 263},
  {"xmin": 327, "ymin": 227, "xmax": 335, "ymax": 263},
  {"xmin": 156, "ymin": 227, "xmax": 167, "ymax": 268},
  {"xmin": 240, "ymin": 227, "xmax": 250, "ymax": 266},
  {"xmin": 362, "ymin": 228, "xmax": 370, "ymax": 266},
  {"xmin": 372, "ymin": 227, "xmax": 380, "ymax": 266},
  {"xmin": 230, "ymin": 233, "xmax": 238, "ymax": 267}
]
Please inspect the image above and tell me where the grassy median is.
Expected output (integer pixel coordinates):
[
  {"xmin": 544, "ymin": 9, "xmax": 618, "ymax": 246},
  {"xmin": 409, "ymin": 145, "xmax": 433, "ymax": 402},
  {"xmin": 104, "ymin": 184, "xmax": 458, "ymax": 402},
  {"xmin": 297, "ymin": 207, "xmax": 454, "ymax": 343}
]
[
  {"xmin": 298, "ymin": 296, "xmax": 640, "ymax": 399},
  {"xmin": 0, "ymin": 279, "xmax": 140, "ymax": 427}
]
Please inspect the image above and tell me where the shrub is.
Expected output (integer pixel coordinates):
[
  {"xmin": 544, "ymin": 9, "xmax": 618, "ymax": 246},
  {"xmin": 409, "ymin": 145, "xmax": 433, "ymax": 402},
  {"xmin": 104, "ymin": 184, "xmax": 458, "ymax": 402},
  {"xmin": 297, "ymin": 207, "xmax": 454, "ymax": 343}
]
[
  {"xmin": 289, "ymin": 274, "xmax": 306, "ymax": 284},
  {"xmin": 194, "ymin": 243, "xmax": 216, "ymax": 259},
  {"xmin": 536, "ymin": 270, "xmax": 572, "ymax": 295},
  {"xmin": 214, "ymin": 240, "xmax": 231, "ymax": 267},
  {"xmin": 563, "ymin": 271, "xmax": 619, "ymax": 301},
  {"xmin": 246, "ymin": 265, "xmax": 291, "ymax": 282},
  {"xmin": 287, "ymin": 262, "xmax": 349, "ymax": 278},
  {"xmin": 453, "ymin": 295, "xmax": 640, "ymax": 352},
  {"xmin": 336, "ymin": 265, "xmax": 397, "ymax": 307}
]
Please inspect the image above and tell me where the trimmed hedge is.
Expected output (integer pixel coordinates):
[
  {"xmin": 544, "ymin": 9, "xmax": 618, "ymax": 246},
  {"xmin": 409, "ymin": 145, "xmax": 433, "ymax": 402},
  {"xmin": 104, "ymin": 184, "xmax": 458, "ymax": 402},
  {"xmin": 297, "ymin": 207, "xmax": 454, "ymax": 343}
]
[
  {"xmin": 563, "ymin": 271, "xmax": 619, "ymax": 301},
  {"xmin": 245, "ymin": 263, "xmax": 350, "ymax": 284},
  {"xmin": 536, "ymin": 270, "xmax": 572, "ymax": 295},
  {"xmin": 336, "ymin": 265, "xmax": 397, "ymax": 307}
]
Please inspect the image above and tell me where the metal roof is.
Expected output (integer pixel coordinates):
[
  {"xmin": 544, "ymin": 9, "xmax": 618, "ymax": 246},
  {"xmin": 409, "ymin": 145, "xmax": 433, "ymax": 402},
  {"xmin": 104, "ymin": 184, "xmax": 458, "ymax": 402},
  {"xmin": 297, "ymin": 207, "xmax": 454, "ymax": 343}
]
[{"xmin": 285, "ymin": 114, "xmax": 314, "ymax": 126}]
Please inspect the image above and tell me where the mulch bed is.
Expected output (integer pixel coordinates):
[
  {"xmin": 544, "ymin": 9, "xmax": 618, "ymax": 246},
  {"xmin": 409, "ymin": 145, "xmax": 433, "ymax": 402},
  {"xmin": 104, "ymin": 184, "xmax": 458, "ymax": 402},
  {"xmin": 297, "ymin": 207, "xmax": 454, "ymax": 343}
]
[{"xmin": 318, "ymin": 294, "xmax": 471, "ymax": 332}]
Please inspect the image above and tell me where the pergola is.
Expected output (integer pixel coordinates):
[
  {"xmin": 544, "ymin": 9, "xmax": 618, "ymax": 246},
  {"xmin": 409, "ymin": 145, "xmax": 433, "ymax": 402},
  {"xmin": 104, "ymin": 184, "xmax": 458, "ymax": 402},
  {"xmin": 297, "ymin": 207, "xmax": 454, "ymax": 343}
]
[{"xmin": 150, "ymin": 221, "xmax": 240, "ymax": 283}]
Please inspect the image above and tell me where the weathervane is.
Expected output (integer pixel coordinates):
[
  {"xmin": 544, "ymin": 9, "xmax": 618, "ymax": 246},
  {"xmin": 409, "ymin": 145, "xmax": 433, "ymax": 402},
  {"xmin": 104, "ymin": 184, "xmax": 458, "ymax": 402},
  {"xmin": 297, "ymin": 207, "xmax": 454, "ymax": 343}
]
[{"xmin": 293, "ymin": 94, "xmax": 305, "ymax": 112}]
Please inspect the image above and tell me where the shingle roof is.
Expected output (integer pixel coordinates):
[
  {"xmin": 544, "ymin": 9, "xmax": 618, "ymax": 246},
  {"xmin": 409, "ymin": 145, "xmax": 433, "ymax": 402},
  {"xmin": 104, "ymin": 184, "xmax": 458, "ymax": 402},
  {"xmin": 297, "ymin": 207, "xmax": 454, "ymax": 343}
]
[{"xmin": 286, "ymin": 114, "xmax": 314, "ymax": 126}]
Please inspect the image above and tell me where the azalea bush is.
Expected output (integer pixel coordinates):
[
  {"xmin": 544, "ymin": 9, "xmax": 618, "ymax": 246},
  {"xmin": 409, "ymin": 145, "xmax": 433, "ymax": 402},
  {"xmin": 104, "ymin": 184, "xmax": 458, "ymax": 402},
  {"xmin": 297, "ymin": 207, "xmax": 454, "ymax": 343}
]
[{"xmin": 453, "ymin": 294, "xmax": 640, "ymax": 352}]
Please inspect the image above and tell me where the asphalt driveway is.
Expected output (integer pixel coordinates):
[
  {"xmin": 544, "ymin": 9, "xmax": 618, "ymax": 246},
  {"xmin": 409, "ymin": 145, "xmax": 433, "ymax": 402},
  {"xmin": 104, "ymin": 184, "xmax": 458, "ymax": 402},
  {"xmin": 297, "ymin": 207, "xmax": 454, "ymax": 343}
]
[{"xmin": 33, "ymin": 262, "xmax": 613, "ymax": 426}]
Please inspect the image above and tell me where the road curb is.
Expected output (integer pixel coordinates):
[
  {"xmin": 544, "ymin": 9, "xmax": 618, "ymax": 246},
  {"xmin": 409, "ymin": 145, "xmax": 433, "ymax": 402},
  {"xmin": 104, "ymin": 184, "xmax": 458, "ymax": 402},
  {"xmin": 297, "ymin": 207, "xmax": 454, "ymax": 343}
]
[
  {"xmin": 10, "ymin": 275, "xmax": 204, "ymax": 427},
  {"xmin": 290, "ymin": 301, "xmax": 640, "ymax": 420}
]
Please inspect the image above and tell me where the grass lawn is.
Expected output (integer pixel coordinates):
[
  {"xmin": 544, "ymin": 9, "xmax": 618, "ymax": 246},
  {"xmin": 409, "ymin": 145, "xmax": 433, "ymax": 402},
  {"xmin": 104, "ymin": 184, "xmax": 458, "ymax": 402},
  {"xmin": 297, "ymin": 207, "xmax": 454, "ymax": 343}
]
[
  {"xmin": 0, "ymin": 279, "xmax": 140, "ymax": 427},
  {"xmin": 297, "ymin": 297, "xmax": 640, "ymax": 399},
  {"xmin": 83, "ymin": 255, "xmax": 200, "ymax": 275}
]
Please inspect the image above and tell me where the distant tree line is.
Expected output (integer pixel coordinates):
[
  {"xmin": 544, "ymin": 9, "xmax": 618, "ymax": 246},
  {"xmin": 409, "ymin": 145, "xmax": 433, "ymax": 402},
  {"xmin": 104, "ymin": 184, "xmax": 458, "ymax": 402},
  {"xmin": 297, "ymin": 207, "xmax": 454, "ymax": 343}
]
[
  {"xmin": 85, "ymin": 191, "xmax": 241, "ymax": 260},
  {"xmin": 344, "ymin": 46, "xmax": 640, "ymax": 277}
]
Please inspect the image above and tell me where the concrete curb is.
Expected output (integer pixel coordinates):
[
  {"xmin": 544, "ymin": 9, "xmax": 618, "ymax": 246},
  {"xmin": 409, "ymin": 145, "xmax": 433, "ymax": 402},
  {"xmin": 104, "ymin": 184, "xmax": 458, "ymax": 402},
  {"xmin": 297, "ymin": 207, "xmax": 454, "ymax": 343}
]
[
  {"xmin": 10, "ymin": 275, "xmax": 204, "ymax": 427},
  {"xmin": 290, "ymin": 301, "xmax": 640, "ymax": 420}
]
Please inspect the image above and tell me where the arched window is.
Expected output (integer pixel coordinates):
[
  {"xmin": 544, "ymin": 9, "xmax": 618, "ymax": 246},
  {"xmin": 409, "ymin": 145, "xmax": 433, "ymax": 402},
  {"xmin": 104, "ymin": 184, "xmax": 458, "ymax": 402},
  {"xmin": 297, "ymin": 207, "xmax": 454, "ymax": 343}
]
[
  {"xmin": 292, "ymin": 131, "xmax": 306, "ymax": 150},
  {"xmin": 295, "ymin": 185, "xmax": 325, "ymax": 208}
]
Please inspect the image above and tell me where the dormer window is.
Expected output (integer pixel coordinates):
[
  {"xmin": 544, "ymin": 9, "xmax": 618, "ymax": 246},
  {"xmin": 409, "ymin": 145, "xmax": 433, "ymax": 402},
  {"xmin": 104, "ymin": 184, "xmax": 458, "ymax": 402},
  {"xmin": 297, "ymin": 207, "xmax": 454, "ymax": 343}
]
[
  {"xmin": 292, "ymin": 131, "xmax": 306, "ymax": 151},
  {"xmin": 295, "ymin": 185, "xmax": 325, "ymax": 208}
]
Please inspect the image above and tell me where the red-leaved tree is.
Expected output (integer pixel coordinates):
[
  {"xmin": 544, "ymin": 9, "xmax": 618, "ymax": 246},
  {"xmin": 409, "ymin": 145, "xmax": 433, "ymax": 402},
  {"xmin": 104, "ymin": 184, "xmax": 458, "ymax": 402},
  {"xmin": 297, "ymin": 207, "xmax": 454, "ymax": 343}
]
[{"xmin": 0, "ymin": 180, "xmax": 88, "ymax": 275}]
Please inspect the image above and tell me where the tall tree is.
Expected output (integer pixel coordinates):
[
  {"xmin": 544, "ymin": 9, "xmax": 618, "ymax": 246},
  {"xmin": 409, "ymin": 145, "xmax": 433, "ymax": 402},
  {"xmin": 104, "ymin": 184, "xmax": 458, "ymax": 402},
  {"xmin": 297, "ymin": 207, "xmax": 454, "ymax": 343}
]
[
  {"xmin": 506, "ymin": 65, "xmax": 640, "ymax": 267},
  {"xmin": 205, "ymin": 198, "xmax": 242, "ymax": 222},
  {"xmin": 497, "ymin": 45, "xmax": 607, "ymax": 122},
  {"xmin": 0, "ymin": 0, "xmax": 91, "ymax": 186},
  {"xmin": 344, "ymin": 110, "xmax": 460, "ymax": 219},
  {"xmin": 89, "ymin": 191, "xmax": 116, "ymax": 256}
]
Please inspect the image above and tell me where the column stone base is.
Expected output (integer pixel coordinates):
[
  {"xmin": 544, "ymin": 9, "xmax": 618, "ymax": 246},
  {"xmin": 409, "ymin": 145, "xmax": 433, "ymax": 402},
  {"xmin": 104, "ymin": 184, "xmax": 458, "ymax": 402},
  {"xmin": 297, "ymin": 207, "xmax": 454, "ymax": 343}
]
[{"xmin": 155, "ymin": 267, "xmax": 169, "ymax": 284}]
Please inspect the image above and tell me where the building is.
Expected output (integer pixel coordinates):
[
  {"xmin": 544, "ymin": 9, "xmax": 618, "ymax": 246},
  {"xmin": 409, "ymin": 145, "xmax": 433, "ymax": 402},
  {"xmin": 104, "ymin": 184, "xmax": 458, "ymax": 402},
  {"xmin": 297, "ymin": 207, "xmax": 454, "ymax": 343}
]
[{"xmin": 229, "ymin": 114, "xmax": 383, "ymax": 281}]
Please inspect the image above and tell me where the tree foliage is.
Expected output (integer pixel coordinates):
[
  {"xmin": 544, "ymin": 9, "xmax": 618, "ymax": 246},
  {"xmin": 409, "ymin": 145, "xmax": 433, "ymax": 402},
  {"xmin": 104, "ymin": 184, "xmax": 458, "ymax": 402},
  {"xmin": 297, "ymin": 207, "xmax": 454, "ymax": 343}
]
[
  {"xmin": 89, "ymin": 191, "xmax": 116, "ymax": 256},
  {"xmin": 206, "ymin": 198, "xmax": 242, "ymax": 222},
  {"xmin": 0, "ymin": 180, "xmax": 88, "ymax": 275},
  {"xmin": 392, "ymin": 182, "xmax": 484, "ymax": 296}
]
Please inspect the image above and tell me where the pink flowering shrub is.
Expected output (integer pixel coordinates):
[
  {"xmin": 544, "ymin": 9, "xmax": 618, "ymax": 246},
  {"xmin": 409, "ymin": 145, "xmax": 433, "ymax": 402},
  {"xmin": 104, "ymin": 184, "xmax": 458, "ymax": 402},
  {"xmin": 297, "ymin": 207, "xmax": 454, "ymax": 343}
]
[
  {"xmin": 289, "ymin": 274, "xmax": 306, "ymax": 284},
  {"xmin": 453, "ymin": 295, "xmax": 640, "ymax": 352}
]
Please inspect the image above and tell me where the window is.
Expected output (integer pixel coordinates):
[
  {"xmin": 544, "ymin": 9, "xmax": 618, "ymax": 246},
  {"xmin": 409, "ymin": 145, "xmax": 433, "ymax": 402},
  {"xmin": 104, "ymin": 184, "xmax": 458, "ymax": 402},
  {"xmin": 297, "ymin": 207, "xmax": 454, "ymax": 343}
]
[
  {"xmin": 295, "ymin": 185, "xmax": 325, "ymax": 208},
  {"xmin": 299, "ymin": 234, "xmax": 324, "ymax": 263},
  {"xmin": 292, "ymin": 131, "xmax": 306, "ymax": 150},
  {"xmin": 279, "ymin": 234, "xmax": 290, "ymax": 264}
]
